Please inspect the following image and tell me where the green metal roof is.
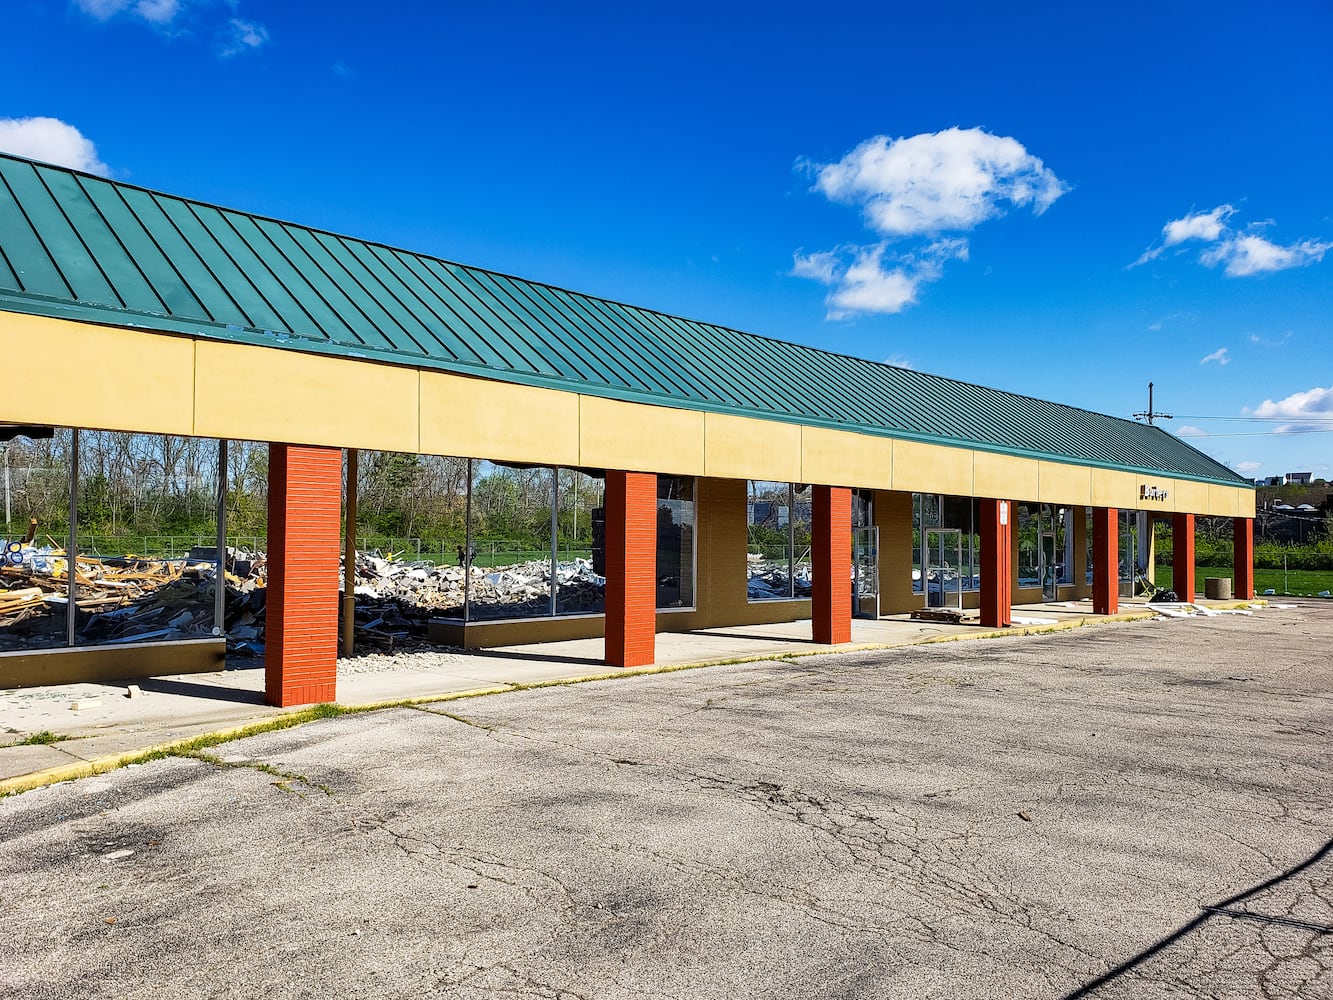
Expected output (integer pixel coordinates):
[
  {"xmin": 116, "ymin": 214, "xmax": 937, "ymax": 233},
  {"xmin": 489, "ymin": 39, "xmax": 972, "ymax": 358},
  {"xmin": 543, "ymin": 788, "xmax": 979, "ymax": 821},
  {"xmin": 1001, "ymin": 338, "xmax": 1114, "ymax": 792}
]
[{"xmin": 0, "ymin": 152, "xmax": 1249, "ymax": 488}]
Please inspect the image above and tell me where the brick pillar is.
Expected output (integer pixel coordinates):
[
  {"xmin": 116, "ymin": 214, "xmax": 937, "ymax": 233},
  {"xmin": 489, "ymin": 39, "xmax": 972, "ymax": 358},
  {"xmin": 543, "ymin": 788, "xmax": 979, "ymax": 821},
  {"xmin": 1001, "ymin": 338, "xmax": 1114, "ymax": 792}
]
[
  {"xmin": 266, "ymin": 444, "xmax": 342, "ymax": 707},
  {"xmin": 812, "ymin": 486, "xmax": 852, "ymax": 645},
  {"xmin": 605, "ymin": 470, "xmax": 656, "ymax": 667},
  {"xmin": 1091, "ymin": 507, "xmax": 1119, "ymax": 616},
  {"xmin": 979, "ymin": 499, "xmax": 1012, "ymax": 628},
  {"xmin": 1233, "ymin": 516, "xmax": 1254, "ymax": 600},
  {"xmin": 1172, "ymin": 512, "xmax": 1196, "ymax": 601}
]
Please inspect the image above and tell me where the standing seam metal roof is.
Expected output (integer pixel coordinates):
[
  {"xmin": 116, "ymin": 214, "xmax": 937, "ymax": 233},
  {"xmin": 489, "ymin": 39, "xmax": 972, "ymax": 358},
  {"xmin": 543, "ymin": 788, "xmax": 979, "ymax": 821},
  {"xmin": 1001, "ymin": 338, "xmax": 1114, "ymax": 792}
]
[{"xmin": 0, "ymin": 152, "xmax": 1249, "ymax": 487}]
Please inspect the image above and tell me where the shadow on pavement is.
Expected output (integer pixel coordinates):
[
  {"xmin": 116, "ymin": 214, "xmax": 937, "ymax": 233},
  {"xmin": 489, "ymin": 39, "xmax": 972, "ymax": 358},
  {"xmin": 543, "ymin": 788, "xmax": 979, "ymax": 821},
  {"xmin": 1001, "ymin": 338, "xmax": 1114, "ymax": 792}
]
[
  {"xmin": 137, "ymin": 677, "xmax": 267, "ymax": 706},
  {"xmin": 1062, "ymin": 838, "xmax": 1333, "ymax": 998}
]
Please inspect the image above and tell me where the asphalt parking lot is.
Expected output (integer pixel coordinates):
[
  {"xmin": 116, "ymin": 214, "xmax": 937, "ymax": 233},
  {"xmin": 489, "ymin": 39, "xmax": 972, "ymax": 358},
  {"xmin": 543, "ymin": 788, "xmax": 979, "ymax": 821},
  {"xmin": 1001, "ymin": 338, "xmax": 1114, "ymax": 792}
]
[{"xmin": 2, "ymin": 603, "xmax": 1330, "ymax": 999}]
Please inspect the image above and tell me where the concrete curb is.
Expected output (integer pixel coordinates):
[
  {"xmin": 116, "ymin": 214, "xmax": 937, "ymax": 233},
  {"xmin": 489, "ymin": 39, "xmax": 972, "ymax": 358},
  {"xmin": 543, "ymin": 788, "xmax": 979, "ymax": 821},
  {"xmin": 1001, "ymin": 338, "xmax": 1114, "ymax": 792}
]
[{"xmin": 0, "ymin": 608, "xmax": 1222, "ymax": 797}]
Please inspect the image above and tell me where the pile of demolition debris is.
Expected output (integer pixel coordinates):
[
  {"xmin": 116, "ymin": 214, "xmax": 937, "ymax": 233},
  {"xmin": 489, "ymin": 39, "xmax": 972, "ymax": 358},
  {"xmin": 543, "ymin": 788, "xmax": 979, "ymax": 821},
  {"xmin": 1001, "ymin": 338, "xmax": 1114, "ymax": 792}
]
[{"xmin": 0, "ymin": 532, "xmax": 609, "ymax": 657}]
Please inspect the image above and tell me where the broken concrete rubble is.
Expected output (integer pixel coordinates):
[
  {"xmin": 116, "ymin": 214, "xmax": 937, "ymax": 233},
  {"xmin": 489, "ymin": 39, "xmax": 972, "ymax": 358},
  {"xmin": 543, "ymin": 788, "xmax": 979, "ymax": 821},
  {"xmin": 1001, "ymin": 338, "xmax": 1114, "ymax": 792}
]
[{"xmin": 0, "ymin": 541, "xmax": 610, "ymax": 658}]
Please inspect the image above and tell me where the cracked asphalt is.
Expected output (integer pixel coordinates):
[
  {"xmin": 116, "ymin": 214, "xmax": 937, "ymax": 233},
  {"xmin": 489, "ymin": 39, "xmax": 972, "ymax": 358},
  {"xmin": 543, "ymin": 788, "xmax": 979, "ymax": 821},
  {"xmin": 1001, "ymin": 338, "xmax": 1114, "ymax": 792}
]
[{"xmin": 2, "ymin": 603, "xmax": 1330, "ymax": 999}]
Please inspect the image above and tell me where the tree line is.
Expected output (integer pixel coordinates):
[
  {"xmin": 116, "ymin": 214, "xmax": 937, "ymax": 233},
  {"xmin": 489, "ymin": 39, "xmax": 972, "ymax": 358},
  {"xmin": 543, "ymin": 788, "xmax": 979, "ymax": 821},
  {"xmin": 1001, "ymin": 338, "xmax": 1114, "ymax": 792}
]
[{"xmin": 1, "ymin": 431, "xmax": 601, "ymax": 552}]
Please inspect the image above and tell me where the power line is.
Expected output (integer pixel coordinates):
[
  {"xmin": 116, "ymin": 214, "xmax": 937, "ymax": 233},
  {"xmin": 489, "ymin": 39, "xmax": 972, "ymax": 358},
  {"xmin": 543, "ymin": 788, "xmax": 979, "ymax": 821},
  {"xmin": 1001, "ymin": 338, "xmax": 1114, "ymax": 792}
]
[{"xmin": 1172, "ymin": 413, "xmax": 1333, "ymax": 424}]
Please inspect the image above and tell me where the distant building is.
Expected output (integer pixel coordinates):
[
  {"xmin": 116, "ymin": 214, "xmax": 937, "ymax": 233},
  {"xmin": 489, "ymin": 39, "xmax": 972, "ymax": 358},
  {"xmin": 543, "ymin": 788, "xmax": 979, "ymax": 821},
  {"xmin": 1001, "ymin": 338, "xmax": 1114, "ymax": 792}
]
[
  {"xmin": 1285, "ymin": 472, "xmax": 1313, "ymax": 485},
  {"xmin": 1256, "ymin": 475, "xmax": 1284, "ymax": 487}
]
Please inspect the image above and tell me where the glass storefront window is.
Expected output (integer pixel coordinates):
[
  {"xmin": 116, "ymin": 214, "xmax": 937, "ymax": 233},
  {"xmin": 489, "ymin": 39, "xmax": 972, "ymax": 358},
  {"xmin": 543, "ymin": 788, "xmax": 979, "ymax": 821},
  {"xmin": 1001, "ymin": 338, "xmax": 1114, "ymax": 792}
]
[
  {"xmin": 556, "ymin": 469, "xmax": 604, "ymax": 615},
  {"xmin": 0, "ymin": 429, "xmax": 225, "ymax": 652},
  {"xmin": 1016, "ymin": 503, "xmax": 1041, "ymax": 588},
  {"xmin": 747, "ymin": 481, "xmax": 811, "ymax": 601},
  {"xmin": 656, "ymin": 476, "xmax": 695, "ymax": 609}
]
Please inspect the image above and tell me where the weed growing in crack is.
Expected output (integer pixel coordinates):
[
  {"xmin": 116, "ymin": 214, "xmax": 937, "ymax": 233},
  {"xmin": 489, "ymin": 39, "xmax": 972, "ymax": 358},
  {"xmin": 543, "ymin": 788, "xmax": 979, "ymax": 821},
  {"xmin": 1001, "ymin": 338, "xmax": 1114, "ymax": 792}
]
[{"xmin": 17, "ymin": 731, "xmax": 68, "ymax": 746}]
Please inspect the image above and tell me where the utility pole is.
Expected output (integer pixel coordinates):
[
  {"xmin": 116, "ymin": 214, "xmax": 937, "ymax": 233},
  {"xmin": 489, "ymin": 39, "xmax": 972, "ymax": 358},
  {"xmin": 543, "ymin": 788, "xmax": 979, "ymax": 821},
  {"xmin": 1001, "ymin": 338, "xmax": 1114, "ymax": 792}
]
[{"xmin": 1133, "ymin": 381, "xmax": 1174, "ymax": 425}]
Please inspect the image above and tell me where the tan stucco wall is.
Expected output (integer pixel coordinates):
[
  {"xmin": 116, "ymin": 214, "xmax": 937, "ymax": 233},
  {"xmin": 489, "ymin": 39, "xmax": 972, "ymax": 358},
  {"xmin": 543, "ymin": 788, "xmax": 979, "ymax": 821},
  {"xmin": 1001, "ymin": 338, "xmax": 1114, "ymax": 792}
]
[
  {"xmin": 3, "ymin": 310, "xmax": 1254, "ymax": 517},
  {"xmin": 875, "ymin": 490, "xmax": 921, "ymax": 615}
]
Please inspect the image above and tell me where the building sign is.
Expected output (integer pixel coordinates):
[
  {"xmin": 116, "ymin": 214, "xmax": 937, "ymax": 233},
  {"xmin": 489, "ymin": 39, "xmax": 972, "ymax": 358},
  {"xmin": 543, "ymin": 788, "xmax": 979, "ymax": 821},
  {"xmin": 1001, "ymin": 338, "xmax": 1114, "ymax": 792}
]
[
  {"xmin": 1139, "ymin": 484, "xmax": 1169, "ymax": 502},
  {"xmin": 999, "ymin": 500, "xmax": 1009, "ymax": 525}
]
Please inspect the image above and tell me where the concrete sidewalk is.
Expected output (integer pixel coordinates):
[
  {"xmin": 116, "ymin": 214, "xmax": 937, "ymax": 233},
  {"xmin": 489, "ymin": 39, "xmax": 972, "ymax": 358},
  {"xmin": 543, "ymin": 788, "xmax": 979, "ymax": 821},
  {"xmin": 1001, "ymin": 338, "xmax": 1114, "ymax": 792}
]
[{"xmin": 0, "ymin": 597, "xmax": 1246, "ymax": 791}]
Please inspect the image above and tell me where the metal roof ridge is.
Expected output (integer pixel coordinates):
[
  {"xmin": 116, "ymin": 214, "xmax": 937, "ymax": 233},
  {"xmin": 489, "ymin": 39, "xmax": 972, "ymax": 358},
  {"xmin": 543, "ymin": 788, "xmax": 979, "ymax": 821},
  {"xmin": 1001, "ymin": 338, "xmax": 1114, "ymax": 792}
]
[{"xmin": 0, "ymin": 151, "xmax": 1157, "ymax": 433}]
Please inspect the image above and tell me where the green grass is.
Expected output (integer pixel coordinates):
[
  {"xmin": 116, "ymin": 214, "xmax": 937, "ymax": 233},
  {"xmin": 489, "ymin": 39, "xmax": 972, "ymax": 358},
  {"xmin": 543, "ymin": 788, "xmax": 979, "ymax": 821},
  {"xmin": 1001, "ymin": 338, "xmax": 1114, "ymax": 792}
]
[
  {"xmin": 1155, "ymin": 565, "xmax": 1333, "ymax": 596},
  {"xmin": 17, "ymin": 731, "xmax": 67, "ymax": 746}
]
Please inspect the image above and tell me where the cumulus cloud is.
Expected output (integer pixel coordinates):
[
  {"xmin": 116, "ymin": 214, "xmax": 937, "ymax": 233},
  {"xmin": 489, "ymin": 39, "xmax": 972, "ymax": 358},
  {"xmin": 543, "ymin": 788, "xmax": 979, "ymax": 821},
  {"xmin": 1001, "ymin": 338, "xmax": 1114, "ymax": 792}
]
[
  {"xmin": 1247, "ymin": 384, "xmax": 1333, "ymax": 434},
  {"xmin": 1233, "ymin": 460, "xmax": 1262, "ymax": 475},
  {"xmin": 1202, "ymin": 233, "xmax": 1331, "ymax": 277},
  {"xmin": 810, "ymin": 127, "xmax": 1067, "ymax": 237},
  {"xmin": 795, "ymin": 128, "xmax": 1063, "ymax": 318},
  {"xmin": 795, "ymin": 238, "xmax": 969, "ymax": 319},
  {"xmin": 883, "ymin": 353, "xmax": 913, "ymax": 370},
  {"xmin": 0, "ymin": 117, "xmax": 109, "ymax": 175},
  {"xmin": 1134, "ymin": 204, "xmax": 1328, "ymax": 276},
  {"xmin": 1200, "ymin": 347, "xmax": 1230, "ymax": 366},
  {"xmin": 73, "ymin": 0, "xmax": 181, "ymax": 24},
  {"xmin": 1175, "ymin": 425, "xmax": 1207, "ymax": 438},
  {"xmin": 1164, "ymin": 205, "xmax": 1235, "ymax": 247},
  {"xmin": 219, "ymin": 17, "xmax": 269, "ymax": 57}
]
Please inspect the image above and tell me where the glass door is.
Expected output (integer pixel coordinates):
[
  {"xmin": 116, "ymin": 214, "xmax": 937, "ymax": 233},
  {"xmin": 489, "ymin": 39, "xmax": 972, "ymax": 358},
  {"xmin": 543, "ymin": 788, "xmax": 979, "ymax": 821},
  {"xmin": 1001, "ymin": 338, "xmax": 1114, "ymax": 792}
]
[
  {"xmin": 925, "ymin": 529, "xmax": 963, "ymax": 609},
  {"xmin": 853, "ymin": 526, "xmax": 879, "ymax": 618},
  {"xmin": 1040, "ymin": 529, "xmax": 1058, "ymax": 600},
  {"xmin": 1118, "ymin": 512, "xmax": 1139, "ymax": 598}
]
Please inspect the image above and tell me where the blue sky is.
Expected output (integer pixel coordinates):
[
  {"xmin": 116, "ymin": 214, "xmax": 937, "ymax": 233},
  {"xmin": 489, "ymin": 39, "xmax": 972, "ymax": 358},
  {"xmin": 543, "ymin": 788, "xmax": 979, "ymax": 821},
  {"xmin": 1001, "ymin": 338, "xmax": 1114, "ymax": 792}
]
[{"xmin": 3, "ymin": 1, "xmax": 1331, "ymax": 479}]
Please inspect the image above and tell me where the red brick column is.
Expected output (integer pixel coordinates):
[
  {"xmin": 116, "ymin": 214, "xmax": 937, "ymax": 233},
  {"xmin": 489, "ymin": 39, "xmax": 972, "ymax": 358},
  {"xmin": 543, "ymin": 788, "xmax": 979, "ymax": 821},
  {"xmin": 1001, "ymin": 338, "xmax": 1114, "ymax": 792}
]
[
  {"xmin": 1091, "ymin": 507, "xmax": 1119, "ymax": 616},
  {"xmin": 812, "ymin": 486, "xmax": 852, "ymax": 645},
  {"xmin": 1172, "ymin": 512, "xmax": 1196, "ymax": 600},
  {"xmin": 1233, "ymin": 516, "xmax": 1255, "ymax": 600},
  {"xmin": 604, "ymin": 470, "xmax": 657, "ymax": 667},
  {"xmin": 979, "ymin": 499, "xmax": 1012, "ymax": 628},
  {"xmin": 266, "ymin": 444, "xmax": 342, "ymax": 707}
]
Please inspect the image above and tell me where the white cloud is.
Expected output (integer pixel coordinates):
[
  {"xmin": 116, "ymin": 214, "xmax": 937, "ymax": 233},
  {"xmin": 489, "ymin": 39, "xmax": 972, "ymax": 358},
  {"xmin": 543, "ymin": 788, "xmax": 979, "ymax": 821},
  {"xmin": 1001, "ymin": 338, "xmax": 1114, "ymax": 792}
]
[
  {"xmin": 1233, "ymin": 460, "xmax": 1262, "ymax": 475},
  {"xmin": 1175, "ymin": 425, "xmax": 1207, "ymax": 438},
  {"xmin": 1200, "ymin": 347, "xmax": 1230, "ymax": 365},
  {"xmin": 73, "ymin": 0, "xmax": 181, "ymax": 24},
  {"xmin": 1202, "ymin": 233, "xmax": 1331, "ymax": 277},
  {"xmin": 1132, "ymin": 206, "xmax": 1236, "ymax": 267},
  {"xmin": 1164, "ymin": 205, "xmax": 1235, "ymax": 247},
  {"xmin": 1134, "ymin": 204, "xmax": 1328, "ymax": 276},
  {"xmin": 1249, "ymin": 331, "xmax": 1293, "ymax": 348},
  {"xmin": 799, "ymin": 239, "xmax": 969, "ymax": 320},
  {"xmin": 219, "ymin": 17, "xmax": 269, "ymax": 57},
  {"xmin": 882, "ymin": 353, "xmax": 913, "ymax": 370},
  {"xmin": 0, "ymin": 117, "xmax": 109, "ymax": 175},
  {"xmin": 1249, "ymin": 384, "xmax": 1333, "ymax": 434},
  {"xmin": 795, "ymin": 128, "xmax": 1060, "ymax": 317},
  {"xmin": 73, "ymin": 0, "xmax": 132, "ymax": 18},
  {"xmin": 790, "ymin": 249, "xmax": 841, "ymax": 284},
  {"xmin": 811, "ymin": 127, "xmax": 1067, "ymax": 237},
  {"xmin": 134, "ymin": 0, "xmax": 181, "ymax": 23}
]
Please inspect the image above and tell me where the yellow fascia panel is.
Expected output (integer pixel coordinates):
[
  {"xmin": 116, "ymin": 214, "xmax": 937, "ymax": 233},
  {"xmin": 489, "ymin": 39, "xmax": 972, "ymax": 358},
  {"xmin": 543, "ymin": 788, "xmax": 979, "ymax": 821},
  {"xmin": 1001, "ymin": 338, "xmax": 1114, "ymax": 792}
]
[
  {"xmin": 1171, "ymin": 478, "xmax": 1210, "ymax": 515},
  {"xmin": 892, "ymin": 439, "xmax": 973, "ymax": 495},
  {"xmin": 420, "ymin": 371, "xmax": 578, "ymax": 465},
  {"xmin": 974, "ymin": 451, "xmax": 1039, "ymax": 502},
  {"xmin": 1206, "ymin": 484, "xmax": 1242, "ymax": 518},
  {"xmin": 703, "ymin": 412, "xmax": 802, "ymax": 482},
  {"xmin": 195, "ymin": 341, "xmax": 419, "ymax": 451},
  {"xmin": 579, "ymin": 395, "xmax": 705, "ymax": 474},
  {"xmin": 1236, "ymin": 488, "xmax": 1256, "ymax": 517},
  {"xmin": 800, "ymin": 426, "xmax": 892, "ymax": 488},
  {"xmin": 1091, "ymin": 468, "xmax": 1138, "ymax": 509},
  {"xmin": 3, "ymin": 314, "xmax": 194, "ymax": 435},
  {"xmin": 1037, "ymin": 461, "xmax": 1092, "ymax": 506}
]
